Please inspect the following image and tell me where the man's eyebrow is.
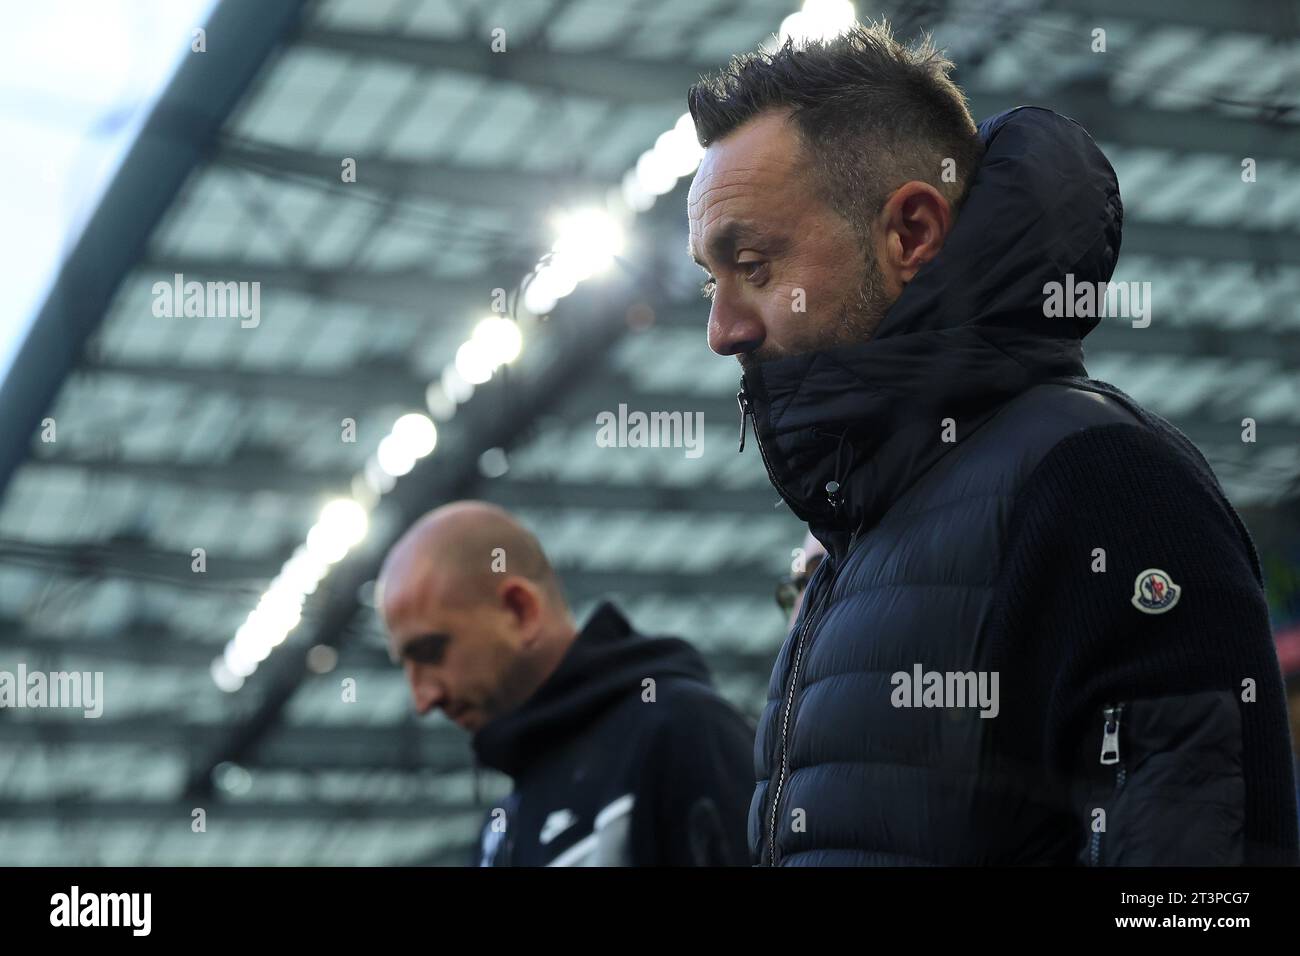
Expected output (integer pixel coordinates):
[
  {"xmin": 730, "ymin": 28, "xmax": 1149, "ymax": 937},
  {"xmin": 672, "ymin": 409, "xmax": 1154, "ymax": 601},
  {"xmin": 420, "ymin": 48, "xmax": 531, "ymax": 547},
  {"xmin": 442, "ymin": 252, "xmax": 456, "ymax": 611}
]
[
  {"xmin": 689, "ymin": 220, "xmax": 765, "ymax": 268},
  {"xmin": 394, "ymin": 632, "xmax": 450, "ymax": 662}
]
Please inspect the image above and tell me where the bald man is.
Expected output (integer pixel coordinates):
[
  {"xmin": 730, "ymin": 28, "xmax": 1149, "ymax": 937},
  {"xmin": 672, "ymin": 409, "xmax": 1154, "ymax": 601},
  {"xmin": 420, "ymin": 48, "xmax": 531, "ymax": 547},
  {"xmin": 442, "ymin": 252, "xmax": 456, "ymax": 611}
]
[
  {"xmin": 781, "ymin": 530, "xmax": 828, "ymax": 628},
  {"xmin": 377, "ymin": 501, "xmax": 755, "ymax": 866}
]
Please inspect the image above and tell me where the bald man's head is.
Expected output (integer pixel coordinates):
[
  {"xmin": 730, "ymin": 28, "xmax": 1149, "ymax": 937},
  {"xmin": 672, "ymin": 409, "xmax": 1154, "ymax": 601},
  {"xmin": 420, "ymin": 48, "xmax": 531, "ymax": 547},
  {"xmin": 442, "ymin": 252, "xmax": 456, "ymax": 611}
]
[
  {"xmin": 377, "ymin": 501, "xmax": 576, "ymax": 733},
  {"xmin": 379, "ymin": 501, "xmax": 567, "ymax": 615},
  {"xmin": 787, "ymin": 530, "xmax": 828, "ymax": 626}
]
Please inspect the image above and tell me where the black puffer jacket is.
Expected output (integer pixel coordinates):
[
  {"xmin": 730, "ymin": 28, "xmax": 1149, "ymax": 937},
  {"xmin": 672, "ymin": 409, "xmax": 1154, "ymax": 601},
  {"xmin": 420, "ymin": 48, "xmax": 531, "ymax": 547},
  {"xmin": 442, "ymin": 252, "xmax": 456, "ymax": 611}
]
[{"xmin": 740, "ymin": 107, "xmax": 1299, "ymax": 866}]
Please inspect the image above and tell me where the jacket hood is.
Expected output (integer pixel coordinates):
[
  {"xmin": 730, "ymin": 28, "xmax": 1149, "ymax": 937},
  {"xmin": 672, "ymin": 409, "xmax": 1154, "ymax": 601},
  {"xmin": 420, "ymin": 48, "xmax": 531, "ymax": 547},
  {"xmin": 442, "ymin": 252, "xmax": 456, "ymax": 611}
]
[
  {"xmin": 739, "ymin": 107, "xmax": 1123, "ymax": 559},
  {"xmin": 471, "ymin": 602, "xmax": 712, "ymax": 778}
]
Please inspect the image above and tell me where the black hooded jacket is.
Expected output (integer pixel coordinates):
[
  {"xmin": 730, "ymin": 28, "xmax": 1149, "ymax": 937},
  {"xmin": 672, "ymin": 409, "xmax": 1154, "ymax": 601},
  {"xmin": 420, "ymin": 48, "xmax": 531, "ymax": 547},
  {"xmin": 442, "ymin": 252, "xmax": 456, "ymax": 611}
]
[
  {"xmin": 740, "ymin": 107, "xmax": 1299, "ymax": 865},
  {"xmin": 470, "ymin": 602, "xmax": 754, "ymax": 866}
]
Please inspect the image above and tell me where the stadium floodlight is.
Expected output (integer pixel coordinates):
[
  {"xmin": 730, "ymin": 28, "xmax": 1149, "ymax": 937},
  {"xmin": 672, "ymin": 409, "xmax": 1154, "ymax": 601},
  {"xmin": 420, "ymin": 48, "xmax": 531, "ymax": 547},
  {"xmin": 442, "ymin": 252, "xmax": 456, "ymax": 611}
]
[
  {"xmin": 455, "ymin": 338, "xmax": 495, "ymax": 385},
  {"xmin": 473, "ymin": 316, "xmax": 523, "ymax": 366},
  {"xmin": 440, "ymin": 363, "xmax": 475, "ymax": 404},
  {"xmin": 223, "ymin": 640, "xmax": 258, "ymax": 679},
  {"xmin": 635, "ymin": 150, "xmax": 678, "ymax": 197},
  {"xmin": 210, "ymin": 658, "xmax": 244, "ymax": 693},
  {"xmin": 654, "ymin": 124, "xmax": 705, "ymax": 179},
  {"xmin": 780, "ymin": 0, "xmax": 856, "ymax": 45},
  {"xmin": 621, "ymin": 168, "xmax": 657, "ymax": 213},
  {"xmin": 376, "ymin": 434, "xmax": 417, "ymax": 478},
  {"xmin": 391, "ymin": 412, "xmax": 438, "ymax": 459}
]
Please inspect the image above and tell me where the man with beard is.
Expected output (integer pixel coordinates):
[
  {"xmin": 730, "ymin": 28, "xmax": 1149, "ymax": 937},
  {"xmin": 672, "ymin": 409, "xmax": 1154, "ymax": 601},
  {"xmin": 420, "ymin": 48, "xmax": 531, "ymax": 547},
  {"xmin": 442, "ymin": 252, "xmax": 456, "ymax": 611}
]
[
  {"xmin": 377, "ymin": 501, "xmax": 754, "ymax": 866},
  {"xmin": 686, "ymin": 22, "xmax": 1298, "ymax": 865}
]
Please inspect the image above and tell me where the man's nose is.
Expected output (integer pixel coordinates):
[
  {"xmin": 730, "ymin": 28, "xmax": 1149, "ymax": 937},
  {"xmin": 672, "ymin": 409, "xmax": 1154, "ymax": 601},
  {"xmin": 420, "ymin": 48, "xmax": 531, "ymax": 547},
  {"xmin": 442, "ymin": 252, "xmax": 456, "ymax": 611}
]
[
  {"xmin": 406, "ymin": 666, "xmax": 444, "ymax": 716},
  {"xmin": 707, "ymin": 295, "xmax": 765, "ymax": 357}
]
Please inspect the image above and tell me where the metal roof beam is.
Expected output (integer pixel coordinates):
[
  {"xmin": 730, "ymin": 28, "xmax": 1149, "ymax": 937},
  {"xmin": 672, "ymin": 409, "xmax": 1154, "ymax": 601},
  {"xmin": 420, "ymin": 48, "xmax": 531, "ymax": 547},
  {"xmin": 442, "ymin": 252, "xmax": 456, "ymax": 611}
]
[
  {"xmin": 220, "ymin": 139, "xmax": 588, "ymax": 211},
  {"xmin": 0, "ymin": 539, "xmax": 280, "ymax": 588},
  {"xmin": 296, "ymin": 26, "xmax": 1300, "ymax": 158},
  {"xmin": 0, "ymin": 0, "xmax": 311, "ymax": 498},
  {"xmin": 1041, "ymin": 0, "xmax": 1300, "ymax": 33},
  {"xmin": 0, "ymin": 798, "xmax": 477, "ymax": 822},
  {"xmin": 78, "ymin": 357, "xmax": 428, "ymax": 409},
  {"xmin": 138, "ymin": 256, "xmax": 509, "ymax": 313}
]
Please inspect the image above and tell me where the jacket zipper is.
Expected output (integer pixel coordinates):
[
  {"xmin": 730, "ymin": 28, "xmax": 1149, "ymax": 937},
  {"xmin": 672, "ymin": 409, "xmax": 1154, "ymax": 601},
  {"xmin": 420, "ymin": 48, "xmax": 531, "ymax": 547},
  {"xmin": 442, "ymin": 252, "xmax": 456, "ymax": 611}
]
[
  {"xmin": 738, "ymin": 387, "xmax": 803, "ymax": 511},
  {"xmin": 737, "ymin": 382, "xmax": 849, "ymax": 864},
  {"xmin": 1090, "ymin": 702, "xmax": 1125, "ymax": 865},
  {"xmin": 737, "ymin": 389, "xmax": 749, "ymax": 453},
  {"xmin": 766, "ymin": 564, "xmax": 837, "ymax": 865},
  {"xmin": 764, "ymin": 523, "xmax": 858, "ymax": 865}
]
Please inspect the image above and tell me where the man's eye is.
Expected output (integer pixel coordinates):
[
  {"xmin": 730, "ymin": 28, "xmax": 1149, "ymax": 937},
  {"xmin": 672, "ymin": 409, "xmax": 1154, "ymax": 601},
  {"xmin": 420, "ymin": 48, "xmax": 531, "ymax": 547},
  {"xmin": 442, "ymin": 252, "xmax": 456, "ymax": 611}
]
[
  {"xmin": 700, "ymin": 277, "xmax": 717, "ymax": 300},
  {"xmin": 406, "ymin": 635, "xmax": 449, "ymax": 664},
  {"xmin": 739, "ymin": 260, "xmax": 766, "ymax": 281}
]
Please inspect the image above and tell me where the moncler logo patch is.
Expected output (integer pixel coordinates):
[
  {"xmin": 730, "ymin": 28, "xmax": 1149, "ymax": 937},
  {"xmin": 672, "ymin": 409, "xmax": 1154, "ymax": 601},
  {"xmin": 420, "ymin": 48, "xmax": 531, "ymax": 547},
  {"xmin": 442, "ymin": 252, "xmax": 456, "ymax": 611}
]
[{"xmin": 1131, "ymin": 568, "xmax": 1180, "ymax": 614}]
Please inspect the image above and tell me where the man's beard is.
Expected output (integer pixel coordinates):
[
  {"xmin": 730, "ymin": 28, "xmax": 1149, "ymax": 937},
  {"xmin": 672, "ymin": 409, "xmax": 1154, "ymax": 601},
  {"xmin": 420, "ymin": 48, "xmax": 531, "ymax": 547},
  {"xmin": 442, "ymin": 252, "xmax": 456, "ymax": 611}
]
[
  {"xmin": 739, "ymin": 253, "xmax": 891, "ymax": 373},
  {"xmin": 480, "ymin": 649, "xmax": 547, "ymax": 729}
]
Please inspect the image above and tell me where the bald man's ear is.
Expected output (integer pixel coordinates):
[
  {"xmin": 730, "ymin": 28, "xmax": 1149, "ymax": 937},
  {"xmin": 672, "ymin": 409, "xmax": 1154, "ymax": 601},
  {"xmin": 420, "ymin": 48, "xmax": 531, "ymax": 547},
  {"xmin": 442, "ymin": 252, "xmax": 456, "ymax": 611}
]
[{"xmin": 500, "ymin": 578, "xmax": 544, "ymax": 646}]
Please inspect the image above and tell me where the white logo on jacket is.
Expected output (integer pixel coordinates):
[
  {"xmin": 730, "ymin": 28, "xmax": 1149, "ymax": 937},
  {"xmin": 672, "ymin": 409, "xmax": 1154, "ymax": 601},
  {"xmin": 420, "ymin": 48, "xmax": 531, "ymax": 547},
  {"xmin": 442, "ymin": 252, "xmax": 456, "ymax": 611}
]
[
  {"xmin": 540, "ymin": 808, "xmax": 578, "ymax": 845},
  {"xmin": 546, "ymin": 794, "xmax": 635, "ymax": 866}
]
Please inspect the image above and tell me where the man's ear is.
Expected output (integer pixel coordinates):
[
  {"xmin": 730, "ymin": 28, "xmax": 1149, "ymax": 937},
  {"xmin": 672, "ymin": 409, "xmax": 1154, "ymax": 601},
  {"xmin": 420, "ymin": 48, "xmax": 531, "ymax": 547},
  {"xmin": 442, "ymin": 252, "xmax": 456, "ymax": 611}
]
[
  {"xmin": 876, "ymin": 181, "xmax": 952, "ymax": 296},
  {"xmin": 500, "ymin": 578, "xmax": 544, "ymax": 646}
]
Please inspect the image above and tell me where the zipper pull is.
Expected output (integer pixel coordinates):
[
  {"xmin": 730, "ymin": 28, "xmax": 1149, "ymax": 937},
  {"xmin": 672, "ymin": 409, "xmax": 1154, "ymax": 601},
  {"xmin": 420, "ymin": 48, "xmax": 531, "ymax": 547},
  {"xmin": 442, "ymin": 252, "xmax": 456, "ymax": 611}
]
[
  {"xmin": 737, "ymin": 389, "xmax": 750, "ymax": 453},
  {"xmin": 1100, "ymin": 704, "xmax": 1121, "ymax": 765}
]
